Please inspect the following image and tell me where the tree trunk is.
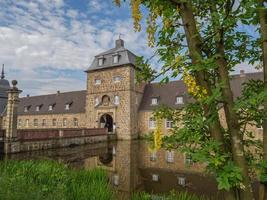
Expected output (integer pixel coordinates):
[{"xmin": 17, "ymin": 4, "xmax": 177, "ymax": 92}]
[
  {"xmin": 178, "ymin": 1, "xmax": 254, "ymax": 199},
  {"xmin": 178, "ymin": 2, "xmax": 225, "ymax": 148},
  {"xmin": 258, "ymin": 0, "xmax": 267, "ymax": 199}
]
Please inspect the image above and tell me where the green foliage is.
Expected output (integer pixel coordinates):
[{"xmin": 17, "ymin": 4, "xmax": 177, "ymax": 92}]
[
  {"xmin": 0, "ymin": 160, "xmax": 113, "ymax": 200},
  {"xmin": 258, "ymin": 160, "xmax": 267, "ymax": 183},
  {"xmin": 132, "ymin": 191, "xmax": 207, "ymax": 200}
]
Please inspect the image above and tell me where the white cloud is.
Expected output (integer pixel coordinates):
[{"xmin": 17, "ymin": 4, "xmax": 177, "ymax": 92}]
[{"xmin": 0, "ymin": 0, "xmax": 153, "ymax": 95}]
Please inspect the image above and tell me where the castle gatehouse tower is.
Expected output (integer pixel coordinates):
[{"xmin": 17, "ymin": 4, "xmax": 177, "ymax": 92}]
[{"xmin": 85, "ymin": 39, "xmax": 145, "ymax": 140}]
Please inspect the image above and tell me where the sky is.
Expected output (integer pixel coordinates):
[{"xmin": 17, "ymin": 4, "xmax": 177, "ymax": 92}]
[{"xmin": 0, "ymin": 0, "xmax": 262, "ymax": 96}]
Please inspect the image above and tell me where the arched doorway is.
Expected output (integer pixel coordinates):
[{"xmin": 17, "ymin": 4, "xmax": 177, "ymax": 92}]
[{"xmin": 100, "ymin": 114, "xmax": 113, "ymax": 133}]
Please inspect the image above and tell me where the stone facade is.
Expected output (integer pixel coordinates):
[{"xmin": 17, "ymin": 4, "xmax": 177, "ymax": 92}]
[
  {"xmin": 0, "ymin": 39, "xmax": 263, "ymax": 142},
  {"xmin": 85, "ymin": 65, "xmax": 144, "ymax": 140}
]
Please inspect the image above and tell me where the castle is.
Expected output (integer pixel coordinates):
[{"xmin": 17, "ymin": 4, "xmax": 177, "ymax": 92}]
[{"xmin": 0, "ymin": 39, "xmax": 264, "ymax": 140}]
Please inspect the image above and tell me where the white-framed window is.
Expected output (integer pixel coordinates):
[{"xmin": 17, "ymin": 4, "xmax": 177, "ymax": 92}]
[
  {"xmin": 65, "ymin": 104, "xmax": 70, "ymax": 110},
  {"xmin": 166, "ymin": 150, "xmax": 174, "ymax": 163},
  {"xmin": 149, "ymin": 118, "xmax": 156, "ymax": 129},
  {"xmin": 113, "ymin": 55, "xmax": 119, "ymax": 64},
  {"xmin": 184, "ymin": 153, "xmax": 193, "ymax": 165},
  {"xmin": 48, "ymin": 104, "xmax": 54, "ymax": 111},
  {"xmin": 150, "ymin": 151, "xmax": 157, "ymax": 161},
  {"xmin": 95, "ymin": 97, "xmax": 100, "ymax": 106},
  {"xmin": 63, "ymin": 118, "xmax": 67, "ymax": 127},
  {"xmin": 25, "ymin": 119, "xmax": 29, "ymax": 128},
  {"xmin": 73, "ymin": 118, "xmax": 78, "ymax": 127},
  {"xmin": 18, "ymin": 119, "xmax": 22, "ymax": 127},
  {"xmin": 52, "ymin": 119, "xmax": 57, "ymax": 126},
  {"xmin": 95, "ymin": 79, "xmax": 101, "ymax": 85},
  {"xmin": 24, "ymin": 106, "xmax": 30, "ymax": 112},
  {"xmin": 113, "ymin": 175, "xmax": 119, "ymax": 186},
  {"xmin": 257, "ymin": 119, "xmax": 263, "ymax": 130},
  {"xmin": 42, "ymin": 119, "xmax": 46, "ymax": 127},
  {"xmin": 113, "ymin": 76, "xmax": 122, "ymax": 83},
  {"xmin": 98, "ymin": 58, "xmax": 104, "ymax": 66},
  {"xmin": 114, "ymin": 95, "xmax": 120, "ymax": 105},
  {"xmin": 152, "ymin": 174, "xmax": 159, "ymax": 182},
  {"xmin": 33, "ymin": 119, "xmax": 38, "ymax": 127},
  {"xmin": 178, "ymin": 177, "xmax": 186, "ymax": 186},
  {"xmin": 166, "ymin": 119, "xmax": 173, "ymax": 129},
  {"xmin": 36, "ymin": 106, "xmax": 40, "ymax": 112},
  {"xmin": 151, "ymin": 98, "xmax": 158, "ymax": 105},
  {"xmin": 176, "ymin": 96, "xmax": 184, "ymax": 104}
]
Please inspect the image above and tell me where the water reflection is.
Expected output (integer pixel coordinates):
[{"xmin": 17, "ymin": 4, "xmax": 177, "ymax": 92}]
[{"xmin": 2, "ymin": 140, "xmax": 222, "ymax": 199}]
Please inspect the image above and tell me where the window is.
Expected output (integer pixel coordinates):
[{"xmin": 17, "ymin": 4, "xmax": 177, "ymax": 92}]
[
  {"xmin": 113, "ymin": 76, "xmax": 122, "ymax": 83},
  {"xmin": 185, "ymin": 153, "xmax": 193, "ymax": 165},
  {"xmin": 63, "ymin": 118, "xmax": 67, "ymax": 127},
  {"xmin": 42, "ymin": 119, "xmax": 46, "ymax": 127},
  {"xmin": 257, "ymin": 119, "xmax": 263, "ymax": 130},
  {"xmin": 65, "ymin": 103, "xmax": 71, "ymax": 110},
  {"xmin": 113, "ymin": 54, "xmax": 119, "ymax": 64},
  {"xmin": 149, "ymin": 118, "xmax": 156, "ymax": 129},
  {"xmin": 152, "ymin": 174, "xmax": 159, "ymax": 182},
  {"xmin": 48, "ymin": 104, "xmax": 55, "ymax": 111},
  {"xmin": 24, "ymin": 106, "xmax": 30, "ymax": 112},
  {"xmin": 166, "ymin": 119, "xmax": 173, "ymax": 129},
  {"xmin": 95, "ymin": 79, "xmax": 101, "ymax": 85},
  {"xmin": 18, "ymin": 119, "xmax": 22, "ymax": 127},
  {"xmin": 178, "ymin": 177, "xmax": 186, "ymax": 186},
  {"xmin": 151, "ymin": 98, "xmax": 158, "ymax": 105},
  {"xmin": 114, "ymin": 95, "xmax": 120, "ymax": 105},
  {"xmin": 73, "ymin": 118, "xmax": 78, "ymax": 127},
  {"xmin": 36, "ymin": 106, "xmax": 40, "ymax": 111},
  {"xmin": 33, "ymin": 119, "xmax": 38, "ymax": 127},
  {"xmin": 95, "ymin": 97, "xmax": 100, "ymax": 106},
  {"xmin": 52, "ymin": 119, "xmax": 57, "ymax": 126},
  {"xmin": 98, "ymin": 58, "xmax": 104, "ymax": 66},
  {"xmin": 166, "ymin": 150, "xmax": 174, "ymax": 163},
  {"xmin": 25, "ymin": 119, "xmax": 29, "ymax": 127},
  {"xmin": 150, "ymin": 151, "xmax": 157, "ymax": 161},
  {"xmin": 176, "ymin": 96, "xmax": 184, "ymax": 104},
  {"xmin": 113, "ymin": 175, "xmax": 119, "ymax": 186}
]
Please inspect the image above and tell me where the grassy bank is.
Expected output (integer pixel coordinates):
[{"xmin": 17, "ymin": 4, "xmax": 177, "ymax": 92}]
[
  {"xmin": 132, "ymin": 191, "xmax": 207, "ymax": 200},
  {"xmin": 0, "ymin": 160, "xmax": 113, "ymax": 200}
]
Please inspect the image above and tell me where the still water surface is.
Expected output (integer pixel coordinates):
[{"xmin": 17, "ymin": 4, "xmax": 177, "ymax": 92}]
[{"xmin": 2, "ymin": 140, "xmax": 222, "ymax": 199}]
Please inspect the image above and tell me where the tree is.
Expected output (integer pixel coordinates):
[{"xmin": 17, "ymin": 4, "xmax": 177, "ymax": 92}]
[{"xmin": 114, "ymin": 0, "xmax": 266, "ymax": 199}]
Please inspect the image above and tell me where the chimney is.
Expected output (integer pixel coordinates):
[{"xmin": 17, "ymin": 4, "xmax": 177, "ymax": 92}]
[
  {"xmin": 26, "ymin": 94, "xmax": 30, "ymax": 97},
  {"xmin": 115, "ymin": 39, "xmax": 124, "ymax": 48},
  {"xmin": 240, "ymin": 70, "xmax": 245, "ymax": 77},
  {"xmin": 57, "ymin": 91, "xmax": 60, "ymax": 94}
]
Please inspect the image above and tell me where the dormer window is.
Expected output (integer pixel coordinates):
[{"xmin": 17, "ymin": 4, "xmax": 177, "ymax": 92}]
[
  {"xmin": 36, "ymin": 104, "xmax": 42, "ymax": 112},
  {"xmin": 151, "ymin": 97, "xmax": 158, "ymax": 105},
  {"xmin": 113, "ymin": 53, "xmax": 119, "ymax": 64},
  {"xmin": 113, "ymin": 76, "xmax": 122, "ymax": 83},
  {"xmin": 24, "ymin": 106, "xmax": 31, "ymax": 112},
  {"xmin": 95, "ymin": 79, "xmax": 101, "ymax": 85},
  {"xmin": 176, "ymin": 96, "xmax": 184, "ymax": 104},
  {"xmin": 48, "ymin": 104, "xmax": 55, "ymax": 111},
  {"xmin": 98, "ymin": 57, "xmax": 104, "ymax": 66},
  {"xmin": 65, "ymin": 102, "xmax": 72, "ymax": 110}
]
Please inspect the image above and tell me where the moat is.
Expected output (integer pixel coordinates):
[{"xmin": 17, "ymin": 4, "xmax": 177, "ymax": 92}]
[{"xmin": 1, "ymin": 140, "xmax": 221, "ymax": 199}]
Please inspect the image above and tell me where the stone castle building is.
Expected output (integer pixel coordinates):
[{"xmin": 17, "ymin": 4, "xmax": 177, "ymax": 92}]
[{"xmin": 0, "ymin": 39, "xmax": 264, "ymax": 140}]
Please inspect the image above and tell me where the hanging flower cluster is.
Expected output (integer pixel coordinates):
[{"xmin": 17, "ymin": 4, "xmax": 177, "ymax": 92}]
[
  {"xmin": 147, "ymin": 12, "xmax": 157, "ymax": 47},
  {"xmin": 153, "ymin": 117, "xmax": 163, "ymax": 150},
  {"xmin": 113, "ymin": 0, "xmax": 121, "ymax": 7},
  {"xmin": 183, "ymin": 70, "xmax": 208, "ymax": 100},
  {"xmin": 130, "ymin": 0, "xmax": 142, "ymax": 32}
]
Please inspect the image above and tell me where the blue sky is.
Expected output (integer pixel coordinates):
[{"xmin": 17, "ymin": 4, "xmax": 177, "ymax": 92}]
[
  {"xmin": 0, "ymin": 0, "xmax": 153, "ymax": 95},
  {"xmin": 0, "ymin": 0, "xmax": 261, "ymax": 96}
]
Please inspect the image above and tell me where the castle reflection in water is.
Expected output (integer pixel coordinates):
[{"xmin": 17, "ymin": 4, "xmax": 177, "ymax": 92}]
[{"xmin": 3, "ymin": 140, "xmax": 222, "ymax": 199}]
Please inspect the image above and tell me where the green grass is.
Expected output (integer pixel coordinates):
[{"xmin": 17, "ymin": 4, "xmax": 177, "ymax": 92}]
[
  {"xmin": 132, "ymin": 191, "xmax": 207, "ymax": 200},
  {"xmin": 0, "ymin": 160, "xmax": 114, "ymax": 200}
]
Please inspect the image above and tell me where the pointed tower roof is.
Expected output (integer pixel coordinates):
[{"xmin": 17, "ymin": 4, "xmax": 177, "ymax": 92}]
[
  {"xmin": 86, "ymin": 39, "xmax": 137, "ymax": 72},
  {"xmin": 1, "ymin": 64, "xmax": 5, "ymax": 79}
]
